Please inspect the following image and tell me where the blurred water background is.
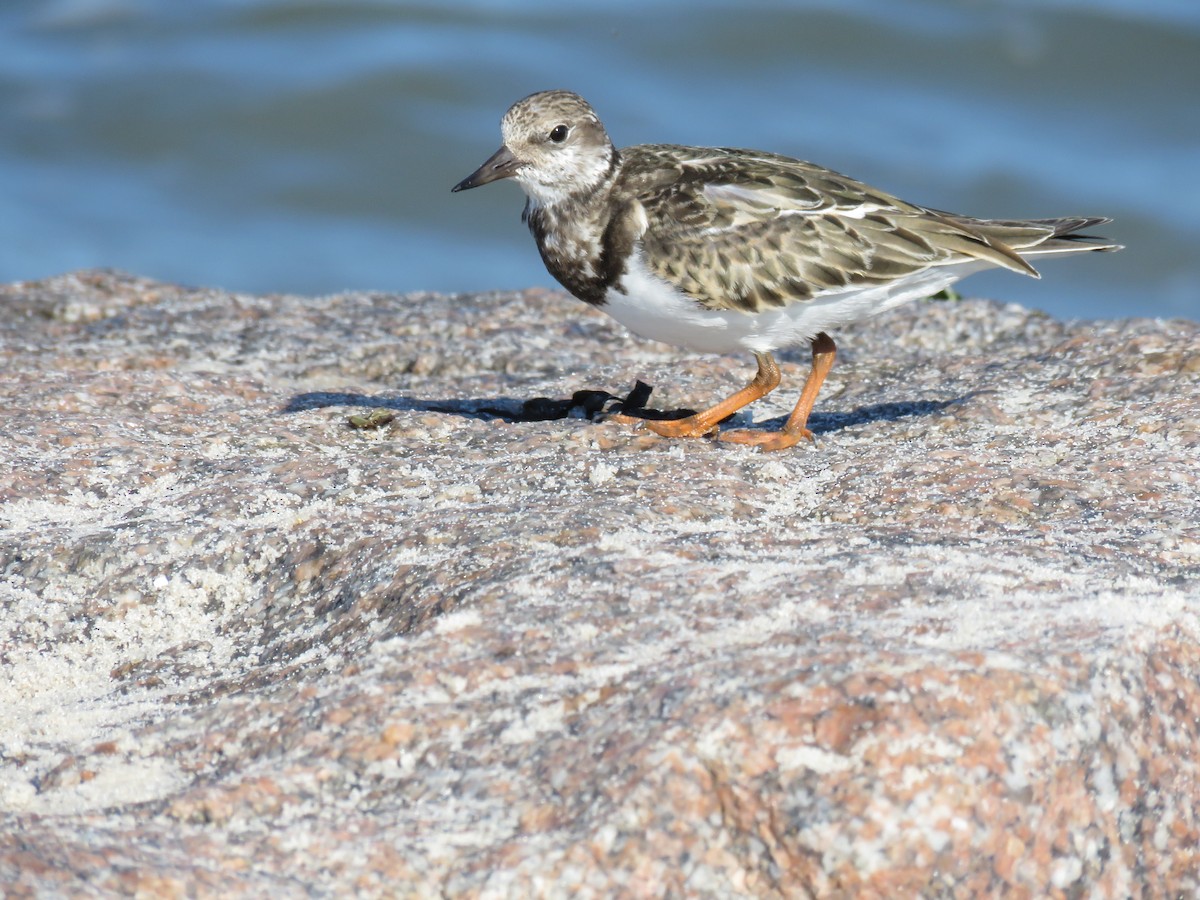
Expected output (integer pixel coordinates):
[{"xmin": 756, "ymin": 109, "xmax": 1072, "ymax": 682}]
[{"xmin": 1, "ymin": 0, "xmax": 1197, "ymax": 321}]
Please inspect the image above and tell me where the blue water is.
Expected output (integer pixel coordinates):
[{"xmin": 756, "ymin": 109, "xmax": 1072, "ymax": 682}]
[{"xmin": 1, "ymin": 0, "xmax": 1198, "ymax": 321}]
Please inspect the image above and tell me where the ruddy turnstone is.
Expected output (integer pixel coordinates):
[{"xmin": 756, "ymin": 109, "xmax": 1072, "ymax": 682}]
[{"xmin": 452, "ymin": 90, "xmax": 1121, "ymax": 451}]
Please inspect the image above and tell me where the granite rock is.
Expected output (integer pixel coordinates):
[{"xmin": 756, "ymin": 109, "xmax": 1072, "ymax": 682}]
[{"xmin": 1, "ymin": 270, "xmax": 1199, "ymax": 897}]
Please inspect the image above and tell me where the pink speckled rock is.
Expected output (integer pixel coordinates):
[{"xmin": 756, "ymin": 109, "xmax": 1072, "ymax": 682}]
[{"xmin": 1, "ymin": 271, "xmax": 1198, "ymax": 897}]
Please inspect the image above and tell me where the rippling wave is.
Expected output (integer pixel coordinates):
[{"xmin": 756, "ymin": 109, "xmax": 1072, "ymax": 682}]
[{"xmin": 1, "ymin": 0, "xmax": 1196, "ymax": 319}]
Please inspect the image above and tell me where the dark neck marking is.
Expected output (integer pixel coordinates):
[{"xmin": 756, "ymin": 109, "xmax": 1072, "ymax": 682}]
[{"xmin": 523, "ymin": 150, "xmax": 634, "ymax": 307}]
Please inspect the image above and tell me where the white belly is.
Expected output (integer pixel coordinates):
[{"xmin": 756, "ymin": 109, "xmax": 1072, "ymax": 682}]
[{"xmin": 603, "ymin": 250, "xmax": 986, "ymax": 354}]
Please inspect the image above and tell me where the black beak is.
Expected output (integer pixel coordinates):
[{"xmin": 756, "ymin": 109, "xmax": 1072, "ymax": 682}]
[{"xmin": 451, "ymin": 144, "xmax": 521, "ymax": 192}]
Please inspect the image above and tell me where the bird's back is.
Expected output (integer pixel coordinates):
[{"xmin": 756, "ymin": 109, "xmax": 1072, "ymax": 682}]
[{"xmin": 612, "ymin": 144, "xmax": 1119, "ymax": 314}]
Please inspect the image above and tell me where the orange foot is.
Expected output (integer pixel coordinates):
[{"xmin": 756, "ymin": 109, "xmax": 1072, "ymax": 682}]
[
  {"xmin": 634, "ymin": 333, "xmax": 837, "ymax": 452},
  {"xmin": 602, "ymin": 411, "xmax": 645, "ymax": 426},
  {"xmin": 641, "ymin": 352, "xmax": 782, "ymax": 441},
  {"xmin": 643, "ymin": 416, "xmax": 721, "ymax": 439},
  {"xmin": 717, "ymin": 427, "xmax": 816, "ymax": 452},
  {"xmin": 711, "ymin": 332, "xmax": 836, "ymax": 452}
]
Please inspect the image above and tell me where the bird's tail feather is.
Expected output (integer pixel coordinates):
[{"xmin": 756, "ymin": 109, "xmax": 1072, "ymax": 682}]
[{"xmin": 940, "ymin": 214, "xmax": 1122, "ymax": 278}]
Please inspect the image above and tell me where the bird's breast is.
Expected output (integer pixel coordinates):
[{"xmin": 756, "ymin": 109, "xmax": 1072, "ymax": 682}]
[
  {"xmin": 602, "ymin": 248, "xmax": 971, "ymax": 355},
  {"xmin": 603, "ymin": 250, "xmax": 763, "ymax": 354}
]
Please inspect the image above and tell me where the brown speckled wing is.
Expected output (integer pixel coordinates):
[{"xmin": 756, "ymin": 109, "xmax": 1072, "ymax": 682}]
[{"xmin": 618, "ymin": 145, "xmax": 1035, "ymax": 313}]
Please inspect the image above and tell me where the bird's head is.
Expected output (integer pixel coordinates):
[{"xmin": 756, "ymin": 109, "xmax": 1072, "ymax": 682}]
[{"xmin": 452, "ymin": 90, "xmax": 617, "ymax": 208}]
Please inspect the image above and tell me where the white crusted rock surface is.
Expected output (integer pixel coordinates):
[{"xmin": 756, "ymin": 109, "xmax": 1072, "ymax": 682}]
[{"xmin": 1, "ymin": 271, "xmax": 1198, "ymax": 897}]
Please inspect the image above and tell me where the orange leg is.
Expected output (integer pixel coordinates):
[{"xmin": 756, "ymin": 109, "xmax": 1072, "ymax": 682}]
[
  {"xmin": 719, "ymin": 332, "xmax": 837, "ymax": 451},
  {"xmin": 644, "ymin": 352, "xmax": 781, "ymax": 439}
]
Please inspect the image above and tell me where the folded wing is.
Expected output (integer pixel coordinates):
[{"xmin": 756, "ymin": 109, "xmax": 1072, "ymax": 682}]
[{"xmin": 622, "ymin": 146, "xmax": 1062, "ymax": 313}]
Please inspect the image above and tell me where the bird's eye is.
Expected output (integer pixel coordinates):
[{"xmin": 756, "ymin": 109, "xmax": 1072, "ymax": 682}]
[{"xmin": 548, "ymin": 124, "xmax": 569, "ymax": 143}]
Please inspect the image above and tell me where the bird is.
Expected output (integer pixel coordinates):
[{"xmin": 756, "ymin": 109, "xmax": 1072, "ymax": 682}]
[{"xmin": 451, "ymin": 90, "xmax": 1121, "ymax": 451}]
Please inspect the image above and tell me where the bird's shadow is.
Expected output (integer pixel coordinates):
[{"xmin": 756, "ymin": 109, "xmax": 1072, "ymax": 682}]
[{"xmin": 285, "ymin": 381, "xmax": 981, "ymax": 435}]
